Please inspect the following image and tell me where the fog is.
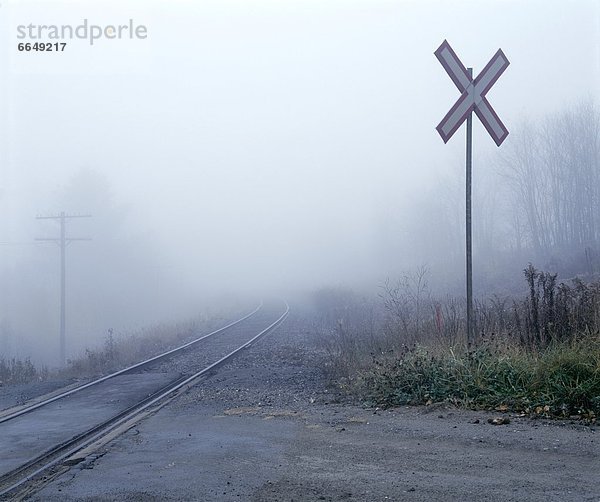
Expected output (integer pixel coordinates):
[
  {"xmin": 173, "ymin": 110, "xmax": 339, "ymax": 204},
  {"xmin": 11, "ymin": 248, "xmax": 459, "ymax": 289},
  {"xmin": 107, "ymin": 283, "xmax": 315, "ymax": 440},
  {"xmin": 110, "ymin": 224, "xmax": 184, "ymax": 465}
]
[{"xmin": 1, "ymin": 0, "xmax": 599, "ymax": 363}]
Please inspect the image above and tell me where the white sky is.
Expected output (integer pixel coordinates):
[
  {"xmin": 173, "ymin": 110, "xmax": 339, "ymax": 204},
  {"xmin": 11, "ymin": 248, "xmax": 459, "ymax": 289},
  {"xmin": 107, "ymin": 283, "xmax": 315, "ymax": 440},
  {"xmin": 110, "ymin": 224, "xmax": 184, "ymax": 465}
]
[{"xmin": 1, "ymin": 0, "xmax": 599, "ymax": 291}]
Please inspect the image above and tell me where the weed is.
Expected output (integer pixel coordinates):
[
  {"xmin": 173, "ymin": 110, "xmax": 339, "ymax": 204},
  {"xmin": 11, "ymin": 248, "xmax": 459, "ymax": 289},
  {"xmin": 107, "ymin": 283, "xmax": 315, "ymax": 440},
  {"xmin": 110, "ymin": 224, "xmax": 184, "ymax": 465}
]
[{"xmin": 0, "ymin": 357, "xmax": 47, "ymax": 385}]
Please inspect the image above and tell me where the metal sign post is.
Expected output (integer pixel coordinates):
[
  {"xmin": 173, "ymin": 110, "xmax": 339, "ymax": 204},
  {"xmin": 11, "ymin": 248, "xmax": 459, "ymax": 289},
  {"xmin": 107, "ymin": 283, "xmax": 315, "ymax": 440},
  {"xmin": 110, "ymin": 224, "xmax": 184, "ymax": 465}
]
[
  {"xmin": 435, "ymin": 40, "xmax": 509, "ymax": 346},
  {"xmin": 465, "ymin": 67, "xmax": 474, "ymax": 347}
]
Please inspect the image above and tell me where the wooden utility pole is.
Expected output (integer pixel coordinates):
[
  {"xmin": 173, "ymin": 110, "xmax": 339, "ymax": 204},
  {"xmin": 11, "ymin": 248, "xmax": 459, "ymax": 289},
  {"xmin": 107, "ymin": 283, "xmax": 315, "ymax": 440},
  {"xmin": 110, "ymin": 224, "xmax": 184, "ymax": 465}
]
[{"xmin": 36, "ymin": 212, "xmax": 91, "ymax": 366}]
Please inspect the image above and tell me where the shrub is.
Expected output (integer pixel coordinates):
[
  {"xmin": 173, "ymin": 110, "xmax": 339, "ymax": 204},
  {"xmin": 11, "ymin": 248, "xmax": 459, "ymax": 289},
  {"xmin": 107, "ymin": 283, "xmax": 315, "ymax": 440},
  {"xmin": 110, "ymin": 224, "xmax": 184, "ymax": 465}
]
[{"xmin": 361, "ymin": 336, "xmax": 600, "ymax": 418}]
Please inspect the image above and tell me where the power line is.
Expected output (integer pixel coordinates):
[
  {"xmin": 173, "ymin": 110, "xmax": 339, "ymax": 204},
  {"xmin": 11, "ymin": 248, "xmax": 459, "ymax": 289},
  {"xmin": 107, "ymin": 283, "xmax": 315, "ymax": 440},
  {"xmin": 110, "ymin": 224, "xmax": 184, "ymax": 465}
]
[
  {"xmin": 0, "ymin": 242, "xmax": 40, "ymax": 246},
  {"xmin": 36, "ymin": 212, "xmax": 92, "ymax": 366}
]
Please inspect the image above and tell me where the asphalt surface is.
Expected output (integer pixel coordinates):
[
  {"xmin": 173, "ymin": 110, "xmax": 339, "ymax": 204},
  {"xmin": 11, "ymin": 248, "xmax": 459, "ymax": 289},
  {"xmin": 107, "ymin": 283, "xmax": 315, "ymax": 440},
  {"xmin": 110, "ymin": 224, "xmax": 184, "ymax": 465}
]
[
  {"xmin": 0, "ymin": 372, "xmax": 178, "ymax": 477},
  {"xmin": 25, "ymin": 313, "xmax": 600, "ymax": 502}
]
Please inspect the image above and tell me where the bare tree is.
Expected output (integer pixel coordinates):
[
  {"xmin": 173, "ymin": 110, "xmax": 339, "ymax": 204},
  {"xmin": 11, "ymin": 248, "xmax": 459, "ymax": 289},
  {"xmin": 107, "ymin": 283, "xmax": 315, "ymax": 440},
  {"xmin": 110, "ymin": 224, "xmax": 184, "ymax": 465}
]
[{"xmin": 500, "ymin": 100, "xmax": 600, "ymax": 264}]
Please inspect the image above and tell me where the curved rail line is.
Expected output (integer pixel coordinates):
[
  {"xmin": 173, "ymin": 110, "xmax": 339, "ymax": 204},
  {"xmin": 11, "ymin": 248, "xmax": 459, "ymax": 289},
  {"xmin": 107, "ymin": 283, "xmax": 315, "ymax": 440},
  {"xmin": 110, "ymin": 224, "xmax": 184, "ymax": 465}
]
[
  {"xmin": 0, "ymin": 302, "xmax": 263, "ymax": 424},
  {"xmin": 0, "ymin": 301, "xmax": 289, "ymax": 500}
]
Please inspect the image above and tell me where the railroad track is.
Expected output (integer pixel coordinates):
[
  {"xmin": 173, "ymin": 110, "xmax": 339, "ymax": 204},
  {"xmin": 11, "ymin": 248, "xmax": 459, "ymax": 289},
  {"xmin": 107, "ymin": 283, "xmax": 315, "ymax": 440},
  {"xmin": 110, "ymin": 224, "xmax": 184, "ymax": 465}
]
[{"xmin": 0, "ymin": 300, "xmax": 289, "ymax": 500}]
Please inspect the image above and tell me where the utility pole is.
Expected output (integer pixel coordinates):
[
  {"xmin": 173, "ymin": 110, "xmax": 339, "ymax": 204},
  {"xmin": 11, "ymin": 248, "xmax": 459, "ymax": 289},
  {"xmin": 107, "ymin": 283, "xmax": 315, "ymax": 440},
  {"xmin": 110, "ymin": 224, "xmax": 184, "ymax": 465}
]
[{"xmin": 36, "ymin": 212, "xmax": 91, "ymax": 366}]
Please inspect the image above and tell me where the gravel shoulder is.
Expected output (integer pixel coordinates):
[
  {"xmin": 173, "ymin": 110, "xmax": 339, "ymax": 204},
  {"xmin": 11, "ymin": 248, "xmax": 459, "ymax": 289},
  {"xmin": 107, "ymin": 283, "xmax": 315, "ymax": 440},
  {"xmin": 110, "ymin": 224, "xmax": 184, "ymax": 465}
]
[{"xmin": 31, "ymin": 314, "xmax": 599, "ymax": 501}]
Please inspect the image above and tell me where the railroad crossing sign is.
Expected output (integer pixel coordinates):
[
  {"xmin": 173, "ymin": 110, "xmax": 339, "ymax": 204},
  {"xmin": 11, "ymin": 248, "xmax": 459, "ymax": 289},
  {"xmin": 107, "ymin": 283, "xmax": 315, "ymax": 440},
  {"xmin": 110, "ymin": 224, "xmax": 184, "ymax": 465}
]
[
  {"xmin": 434, "ymin": 40, "xmax": 509, "ymax": 347},
  {"xmin": 435, "ymin": 40, "xmax": 509, "ymax": 146}
]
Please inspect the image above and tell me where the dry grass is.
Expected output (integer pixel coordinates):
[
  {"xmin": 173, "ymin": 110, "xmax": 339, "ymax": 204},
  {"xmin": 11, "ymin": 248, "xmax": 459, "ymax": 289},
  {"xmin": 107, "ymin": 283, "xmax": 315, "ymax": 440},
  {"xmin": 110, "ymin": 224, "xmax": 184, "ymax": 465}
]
[
  {"xmin": 0, "ymin": 311, "xmax": 235, "ymax": 386},
  {"xmin": 0, "ymin": 357, "xmax": 47, "ymax": 385},
  {"xmin": 313, "ymin": 266, "xmax": 600, "ymax": 419},
  {"xmin": 60, "ymin": 315, "xmax": 227, "ymax": 379}
]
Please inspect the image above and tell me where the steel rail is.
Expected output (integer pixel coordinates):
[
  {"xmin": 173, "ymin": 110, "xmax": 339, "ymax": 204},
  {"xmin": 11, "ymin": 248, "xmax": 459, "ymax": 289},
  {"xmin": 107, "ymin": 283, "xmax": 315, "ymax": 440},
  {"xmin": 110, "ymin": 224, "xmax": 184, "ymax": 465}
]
[
  {"xmin": 0, "ymin": 374, "xmax": 191, "ymax": 492},
  {"xmin": 0, "ymin": 301, "xmax": 289, "ymax": 500},
  {"xmin": 0, "ymin": 302, "xmax": 263, "ymax": 424}
]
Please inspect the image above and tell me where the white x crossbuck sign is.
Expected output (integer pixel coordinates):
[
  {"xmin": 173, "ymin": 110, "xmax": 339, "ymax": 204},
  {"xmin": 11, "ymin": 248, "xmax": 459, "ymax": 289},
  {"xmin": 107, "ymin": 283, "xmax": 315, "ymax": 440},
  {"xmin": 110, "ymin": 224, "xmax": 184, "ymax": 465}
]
[{"xmin": 435, "ymin": 40, "xmax": 509, "ymax": 146}]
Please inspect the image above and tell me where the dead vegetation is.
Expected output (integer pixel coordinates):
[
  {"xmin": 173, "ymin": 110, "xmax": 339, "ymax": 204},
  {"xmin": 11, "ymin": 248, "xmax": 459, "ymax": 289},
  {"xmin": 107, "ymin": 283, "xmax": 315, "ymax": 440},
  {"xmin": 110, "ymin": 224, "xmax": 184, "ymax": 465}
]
[
  {"xmin": 313, "ymin": 265, "xmax": 600, "ymax": 420},
  {"xmin": 0, "ymin": 311, "xmax": 232, "ymax": 386}
]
